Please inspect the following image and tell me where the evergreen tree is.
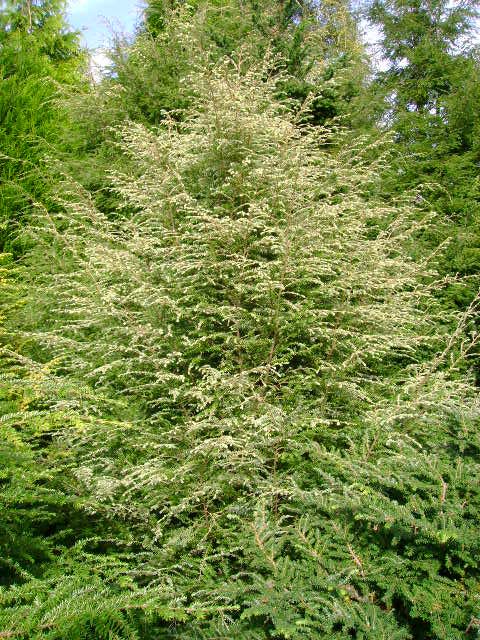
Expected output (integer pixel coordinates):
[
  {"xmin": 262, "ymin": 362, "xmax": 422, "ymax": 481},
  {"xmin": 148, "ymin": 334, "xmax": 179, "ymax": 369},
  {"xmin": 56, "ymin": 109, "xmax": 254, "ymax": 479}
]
[
  {"xmin": 66, "ymin": 0, "xmax": 368, "ymax": 217},
  {"xmin": 5, "ymin": 55, "xmax": 478, "ymax": 639},
  {"xmin": 97, "ymin": 0, "xmax": 367, "ymax": 127},
  {"xmin": 0, "ymin": 0, "xmax": 84, "ymax": 251},
  {"xmin": 1, "ymin": 2, "xmax": 479, "ymax": 638},
  {"xmin": 0, "ymin": 0, "xmax": 104, "ymax": 623},
  {"xmin": 367, "ymin": 0, "xmax": 480, "ymax": 299}
]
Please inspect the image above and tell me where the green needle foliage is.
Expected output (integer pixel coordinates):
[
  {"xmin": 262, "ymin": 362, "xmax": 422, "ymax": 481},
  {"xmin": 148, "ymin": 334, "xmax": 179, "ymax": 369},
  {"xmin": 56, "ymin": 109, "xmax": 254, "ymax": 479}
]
[
  {"xmin": 3, "ymin": 54, "xmax": 478, "ymax": 638},
  {"xmin": 65, "ymin": 0, "xmax": 368, "ymax": 219},
  {"xmin": 69, "ymin": 0, "xmax": 367, "ymax": 152},
  {"xmin": 0, "ymin": 0, "xmax": 84, "ymax": 251},
  {"xmin": 366, "ymin": 0, "xmax": 480, "ymax": 302},
  {"xmin": 132, "ymin": 0, "xmax": 367, "ymax": 126}
]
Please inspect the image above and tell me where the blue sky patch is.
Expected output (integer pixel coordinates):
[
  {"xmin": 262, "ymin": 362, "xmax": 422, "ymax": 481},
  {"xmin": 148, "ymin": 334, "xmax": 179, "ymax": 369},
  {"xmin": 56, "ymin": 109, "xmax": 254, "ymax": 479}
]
[{"xmin": 67, "ymin": 0, "xmax": 142, "ymax": 49}]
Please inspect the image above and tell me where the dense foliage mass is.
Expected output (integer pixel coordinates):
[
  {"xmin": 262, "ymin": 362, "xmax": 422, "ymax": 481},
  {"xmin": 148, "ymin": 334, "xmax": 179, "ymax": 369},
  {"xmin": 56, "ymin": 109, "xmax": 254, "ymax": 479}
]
[
  {"xmin": 0, "ymin": 1, "xmax": 479, "ymax": 638},
  {"xmin": 368, "ymin": 0, "xmax": 480, "ymax": 303},
  {"xmin": 0, "ymin": 0, "xmax": 84, "ymax": 251}
]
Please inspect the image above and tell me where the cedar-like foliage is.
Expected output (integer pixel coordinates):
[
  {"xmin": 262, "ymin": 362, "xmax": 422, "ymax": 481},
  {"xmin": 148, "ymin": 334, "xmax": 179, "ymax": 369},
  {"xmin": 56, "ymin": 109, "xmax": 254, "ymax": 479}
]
[
  {"xmin": 0, "ymin": 0, "xmax": 84, "ymax": 251},
  {"xmin": 2, "ymin": 57, "xmax": 479, "ymax": 639}
]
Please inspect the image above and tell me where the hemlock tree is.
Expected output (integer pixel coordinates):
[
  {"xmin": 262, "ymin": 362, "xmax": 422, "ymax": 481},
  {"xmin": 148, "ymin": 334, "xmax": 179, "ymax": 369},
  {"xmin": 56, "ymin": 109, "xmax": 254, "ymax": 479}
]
[
  {"xmin": 368, "ymin": 0, "xmax": 478, "ymax": 114},
  {"xmin": 0, "ymin": 0, "xmax": 84, "ymax": 251},
  {"xmin": 4, "ymin": 55, "xmax": 479, "ymax": 638},
  {"xmin": 367, "ymin": 0, "xmax": 480, "ymax": 300},
  {"xmin": 66, "ymin": 0, "xmax": 368, "ymax": 217},
  {"xmin": 142, "ymin": 0, "xmax": 367, "ymax": 126},
  {"xmin": 79, "ymin": 0, "xmax": 366, "ymax": 130}
]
